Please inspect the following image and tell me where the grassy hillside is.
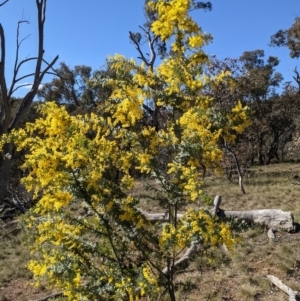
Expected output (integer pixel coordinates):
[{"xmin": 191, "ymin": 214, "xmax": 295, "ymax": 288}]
[{"xmin": 1, "ymin": 163, "xmax": 300, "ymax": 301}]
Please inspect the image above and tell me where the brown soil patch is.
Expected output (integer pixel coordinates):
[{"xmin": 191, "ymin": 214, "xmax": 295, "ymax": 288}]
[{"xmin": 0, "ymin": 279, "xmax": 56, "ymax": 301}]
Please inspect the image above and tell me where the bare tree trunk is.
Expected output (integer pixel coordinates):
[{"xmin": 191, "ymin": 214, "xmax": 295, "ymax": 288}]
[
  {"xmin": 0, "ymin": 143, "xmax": 13, "ymax": 202},
  {"xmin": 0, "ymin": 156, "xmax": 6, "ymax": 201},
  {"xmin": 0, "ymin": 0, "xmax": 58, "ymax": 203},
  {"xmin": 224, "ymin": 141, "xmax": 246, "ymax": 194}
]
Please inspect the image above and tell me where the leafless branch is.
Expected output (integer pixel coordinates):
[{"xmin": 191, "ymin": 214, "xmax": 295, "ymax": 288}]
[
  {"xmin": 129, "ymin": 26, "xmax": 157, "ymax": 71},
  {"xmin": 18, "ymin": 33, "xmax": 31, "ymax": 48},
  {"xmin": 6, "ymin": 0, "xmax": 59, "ymax": 130},
  {"xmin": 29, "ymin": 291, "xmax": 64, "ymax": 301},
  {"xmin": 143, "ymin": 27, "xmax": 158, "ymax": 70},
  {"xmin": 8, "ymin": 20, "xmax": 31, "ymax": 99},
  {"xmin": 9, "ymin": 67, "xmax": 59, "ymax": 96},
  {"xmin": 9, "ymin": 54, "xmax": 59, "ymax": 130},
  {"xmin": 8, "ymin": 56, "xmax": 37, "ymax": 99},
  {"xmin": 129, "ymin": 31, "xmax": 148, "ymax": 66},
  {"xmin": 16, "ymin": 21, "xmax": 30, "ymax": 50},
  {"xmin": 11, "ymin": 82, "xmax": 35, "ymax": 94},
  {"xmin": 44, "ymin": 71, "xmax": 60, "ymax": 77},
  {"xmin": 14, "ymin": 71, "xmax": 56, "ymax": 95},
  {"xmin": 13, "ymin": 72, "xmax": 36, "ymax": 85},
  {"xmin": 11, "ymin": 56, "xmax": 58, "ymax": 85},
  {"xmin": 0, "ymin": 0, "xmax": 9, "ymax": 6},
  {"xmin": 38, "ymin": 54, "xmax": 59, "ymax": 84}
]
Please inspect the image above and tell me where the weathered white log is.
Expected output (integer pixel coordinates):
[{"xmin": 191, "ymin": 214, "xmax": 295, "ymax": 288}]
[
  {"xmin": 267, "ymin": 228, "xmax": 276, "ymax": 240},
  {"xmin": 222, "ymin": 243, "xmax": 230, "ymax": 255},
  {"xmin": 139, "ymin": 195, "xmax": 295, "ymax": 233},
  {"xmin": 219, "ymin": 209, "xmax": 294, "ymax": 232},
  {"xmin": 137, "ymin": 208, "xmax": 183, "ymax": 222},
  {"xmin": 267, "ymin": 275, "xmax": 300, "ymax": 301},
  {"xmin": 212, "ymin": 195, "xmax": 222, "ymax": 216},
  {"xmin": 138, "ymin": 207, "xmax": 294, "ymax": 232},
  {"xmin": 162, "ymin": 243, "xmax": 199, "ymax": 276}
]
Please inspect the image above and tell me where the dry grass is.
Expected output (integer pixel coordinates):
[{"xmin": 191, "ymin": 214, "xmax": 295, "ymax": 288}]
[
  {"xmin": 183, "ymin": 162, "xmax": 300, "ymax": 300},
  {"xmin": 1, "ymin": 162, "xmax": 300, "ymax": 300},
  {"xmin": 134, "ymin": 163, "xmax": 300, "ymax": 300},
  {"xmin": 0, "ymin": 222, "xmax": 30, "ymax": 284}
]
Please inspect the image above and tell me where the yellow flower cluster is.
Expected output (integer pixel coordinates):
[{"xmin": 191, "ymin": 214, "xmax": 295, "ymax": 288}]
[
  {"xmin": 159, "ymin": 209, "xmax": 237, "ymax": 253},
  {"xmin": 227, "ymin": 101, "xmax": 251, "ymax": 134},
  {"xmin": 188, "ymin": 35, "xmax": 203, "ymax": 48},
  {"xmin": 149, "ymin": 0, "xmax": 190, "ymax": 41},
  {"xmin": 167, "ymin": 162, "xmax": 202, "ymax": 201},
  {"xmin": 113, "ymin": 97, "xmax": 144, "ymax": 128},
  {"xmin": 148, "ymin": 0, "xmax": 211, "ymax": 58}
]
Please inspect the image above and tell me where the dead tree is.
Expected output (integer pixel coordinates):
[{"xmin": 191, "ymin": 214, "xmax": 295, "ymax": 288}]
[
  {"xmin": 224, "ymin": 140, "xmax": 246, "ymax": 194},
  {"xmin": 0, "ymin": 0, "xmax": 59, "ymax": 204}
]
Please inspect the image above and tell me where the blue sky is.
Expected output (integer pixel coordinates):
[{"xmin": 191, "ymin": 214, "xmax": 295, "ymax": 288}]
[{"xmin": 1, "ymin": 0, "xmax": 299, "ymax": 97}]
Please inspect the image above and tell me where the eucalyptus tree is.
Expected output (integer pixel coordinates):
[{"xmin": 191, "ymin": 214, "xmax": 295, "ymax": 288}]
[{"xmin": 270, "ymin": 17, "xmax": 300, "ymax": 92}]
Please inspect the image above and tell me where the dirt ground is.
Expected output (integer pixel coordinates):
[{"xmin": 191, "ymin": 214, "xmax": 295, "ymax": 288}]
[{"xmin": 0, "ymin": 279, "xmax": 59, "ymax": 301}]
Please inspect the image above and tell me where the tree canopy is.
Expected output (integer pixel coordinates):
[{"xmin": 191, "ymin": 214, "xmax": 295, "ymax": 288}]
[{"xmin": 270, "ymin": 16, "xmax": 300, "ymax": 59}]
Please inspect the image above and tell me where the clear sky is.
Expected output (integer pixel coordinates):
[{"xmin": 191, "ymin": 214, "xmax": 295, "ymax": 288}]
[{"xmin": 1, "ymin": 0, "xmax": 299, "ymax": 97}]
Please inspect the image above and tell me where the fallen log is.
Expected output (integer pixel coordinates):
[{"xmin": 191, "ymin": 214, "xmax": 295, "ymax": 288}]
[
  {"xmin": 162, "ymin": 243, "xmax": 199, "ymax": 275},
  {"xmin": 139, "ymin": 195, "xmax": 295, "ymax": 232},
  {"xmin": 212, "ymin": 195, "xmax": 222, "ymax": 216},
  {"xmin": 267, "ymin": 275, "xmax": 300, "ymax": 301},
  {"xmin": 137, "ymin": 209, "xmax": 183, "ymax": 222},
  {"xmin": 218, "ymin": 209, "xmax": 294, "ymax": 232},
  {"xmin": 267, "ymin": 228, "xmax": 276, "ymax": 241}
]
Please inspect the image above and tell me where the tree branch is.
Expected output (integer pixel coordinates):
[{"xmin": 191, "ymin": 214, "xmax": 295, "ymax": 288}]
[
  {"xmin": 162, "ymin": 243, "xmax": 200, "ymax": 275},
  {"xmin": 129, "ymin": 26, "xmax": 158, "ymax": 71},
  {"xmin": 129, "ymin": 31, "xmax": 149, "ymax": 66},
  {"xmin": 29, "ymin": 291, "xmax": 64, "ymax": 301},
  {"xmin": 38, "ymin": 54, "xmax": 59, "ymax": 84},
  {"xmin": 8, "ymin": 20, "xmax": 30, "ymax": 99},
  {"xmin": 291, "ymin": 66, "xmax": 300, "ymax": 93},
  {"xmin": 11, "ymin": 82, "xmax": 35, "ymax": 94},
  {"xmin": 144, "ymin": 27, "xmax": 158, "ymax": 71},
  {"xmin": 8, "ymin": 54, "xmax": 59, "ymax": 130},
  {"xmin": 0, "ymin": 0, "xmax": 9, "ymax": 6},
  {"xmin": 267, "ymin": 275, "xmax": 300, "ymax": 301},
  {"xmin": 0, "ymin": 23, "xmax": 10, "ymax": 133},
  {"xmin": 8, "ymin": 0, "xmax": 59, "ymax": 130}
]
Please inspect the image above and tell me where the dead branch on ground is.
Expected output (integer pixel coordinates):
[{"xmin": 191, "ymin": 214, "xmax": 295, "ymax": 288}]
[{"xmin": 267, "ymin": 274, "xmax": 300, "ymax": 301}]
